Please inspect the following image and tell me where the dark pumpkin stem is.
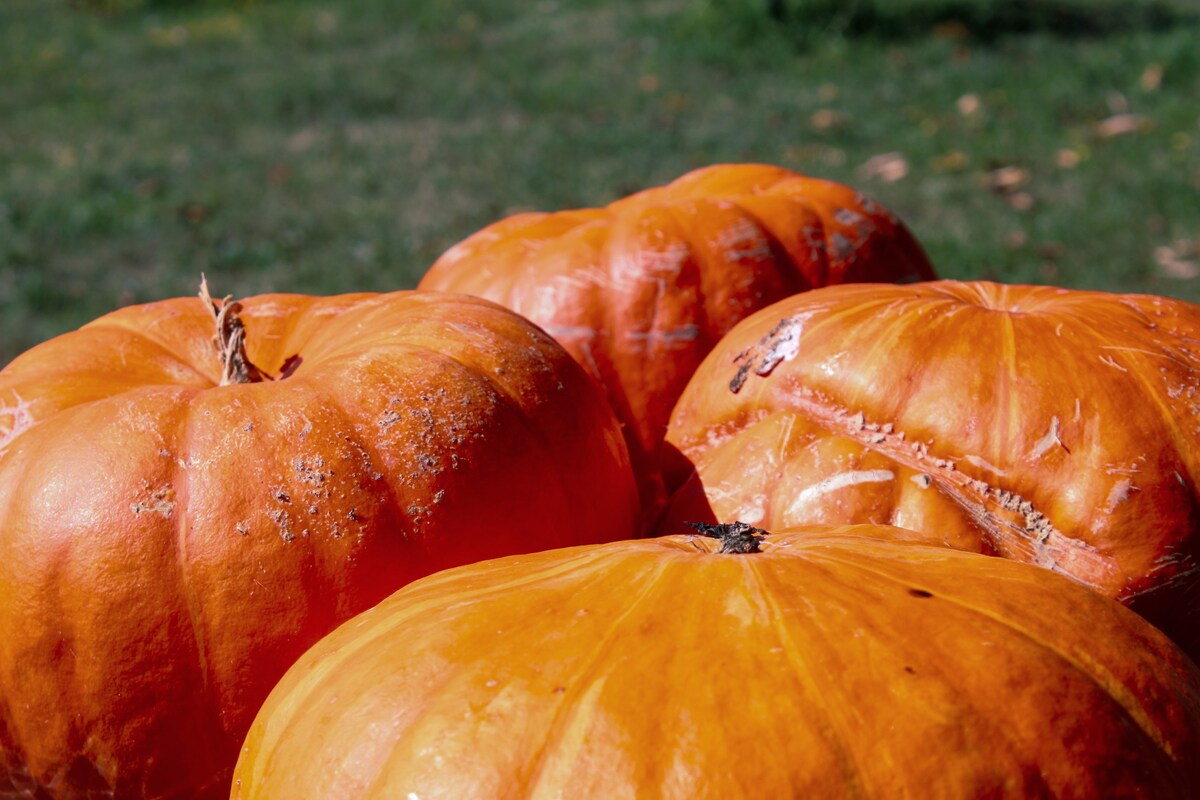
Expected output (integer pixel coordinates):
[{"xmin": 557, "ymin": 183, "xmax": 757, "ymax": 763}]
[
  {"xmin": 686, "ymin": 521, "xmax": 767, "ymax": 554},
  {"xmin": 199, "ymin": 275, "xmax": 271, "ymax": 386}
]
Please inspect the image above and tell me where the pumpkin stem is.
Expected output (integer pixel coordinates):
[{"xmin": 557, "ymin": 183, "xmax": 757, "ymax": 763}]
[
  {"xmin": 686, "ymin": 521, "xmax": 767, "ymax": 554},
  {"xmin": 199, "ymin": 275, "xmax": 271, "ymax": 386}
]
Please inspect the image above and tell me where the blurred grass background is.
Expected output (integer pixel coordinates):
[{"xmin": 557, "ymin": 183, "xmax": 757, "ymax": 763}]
[{"xmin": 2, "ymin": 0, "xmax": 1199, "ymax": 365}]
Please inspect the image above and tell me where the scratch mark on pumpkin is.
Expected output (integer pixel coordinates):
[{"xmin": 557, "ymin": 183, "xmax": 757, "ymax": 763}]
[
  {"xmin": 1104, "ymin": 480, "xmax": 1136, "ymax": 513},
  {"xmin": 1028, "ymin": 416, "xmax": 1068, "ymax": 459},
  {"xmin": 1098, "ymin": 354, "xmax": 1128, "ymax": 372},
  {"xmin": 788, "ymin": 469, "xmax": 895, "ymax": 514},
  {"xmin": 963, "ymin": 454, "xmax": 1008, "ymax": 476},
  {"xmin": 1101, "ymin": 344, "xmax": 1191, "ymax": 369}
]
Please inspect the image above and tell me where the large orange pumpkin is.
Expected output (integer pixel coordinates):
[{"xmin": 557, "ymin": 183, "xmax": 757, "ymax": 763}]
[
  {"xmin": 0, "ymin": 285, "xmax": 637, "ymax": 798},
  {"xmin": 662, "ymin": 281, "xmax": 1200, "ymax": 659},
  {"xmin": 419, "ymin": 163, "xmax": 935, "ymax": 526},
  {"xmin": 232, "ymin": 523, "xmax": 1200, "ymax": 798}
]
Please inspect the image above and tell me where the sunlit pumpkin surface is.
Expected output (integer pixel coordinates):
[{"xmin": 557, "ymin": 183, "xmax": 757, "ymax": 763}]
[
  {"xmin": 0, "ymin": 290, "xmax": 638, "ymax": 798},
  {"xmin": 663, "ymin": 280, "xmax": 1200, "ymax": 659},
  {"xmin": 420, "ymin": 163, "xmax": 935, "ymax": 526},
  {"xmin": 233, "ymin": 525, "xmax": 1200, "ymax": 799}
]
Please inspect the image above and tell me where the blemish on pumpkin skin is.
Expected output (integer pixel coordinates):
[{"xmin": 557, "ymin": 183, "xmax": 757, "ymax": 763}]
[
  {"xmin": 0, "ymin": 390, "xmax": 37, "ymax": 454},
  {"xmin": 131, "ymin": 486, "xmax": 175, "ymax": 518},
  {"xmin": 729, "ymin": 314, "xmax": 813, "ymax": 393}
]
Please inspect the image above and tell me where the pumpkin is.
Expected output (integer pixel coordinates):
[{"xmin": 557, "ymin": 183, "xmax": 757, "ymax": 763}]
[
  {"xmin": 661, "ymin": 280, "xmax": 1200, "ymax": 660},
  {"xmin": 419, "ymin": 163, "xmax": 935, "ymax": 527},
  {"xmin": 0, "ymin": 283, "xmax": 638, "ymax": 798},
  {"xmin": 232, "ymin": 522, "xmax": 1200, "ymax": 798}
]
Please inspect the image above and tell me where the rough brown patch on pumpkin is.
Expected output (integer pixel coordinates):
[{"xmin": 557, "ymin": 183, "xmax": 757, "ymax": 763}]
[
  {"xmin": 131, "ymin": 486, "xmax": 175, "ymax": 519},
  {"xmin": 729, "ymin": 315, "xmax": 812, "ymax": 393}
]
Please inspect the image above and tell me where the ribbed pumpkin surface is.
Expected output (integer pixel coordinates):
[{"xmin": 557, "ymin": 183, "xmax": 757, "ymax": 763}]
[
  {"xmin": 420, "ymin": 163, "xmax": 934, "ymax": 526},
  {"xmin": 663, "ymin": 280, "xmax": 1200, "ymax": 659},
  {"xmin": 0, "ymin": 290, "xmax": 637, "ymax": 798},
  {"xmin": 233, "ymin": 525, "xmax": 1200, "ymax": 799}
]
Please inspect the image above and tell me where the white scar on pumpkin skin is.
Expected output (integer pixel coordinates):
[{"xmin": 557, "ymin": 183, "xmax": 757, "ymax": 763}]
[
  {"xmin": 787, "ymin": 470, "xmax": 895, "ymax": 515},
  {"xmin": 1028, "ymin": 417, "xmax": 1065, "ymax": 460},
  {"xmin": 0, "ymin": 391, "xmax": 36, "ymax": 454}
]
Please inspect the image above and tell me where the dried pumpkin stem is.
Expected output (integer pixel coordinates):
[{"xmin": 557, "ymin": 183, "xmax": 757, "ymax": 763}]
[
  {"xmin": 686, "ymin": 521, "xmax": 767, "ymax": 554},
  {"xmin": 199, "ymin": 275, "xmax": 271, "ymax": 386}
]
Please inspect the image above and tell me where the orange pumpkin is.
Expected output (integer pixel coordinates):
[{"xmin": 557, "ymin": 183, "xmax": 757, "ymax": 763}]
[
  {"xmin": 419, "ymin": 163, "xmax": 935, "ymax": 527},
  {"xmin": 662, "ymin": 281, "xmax": 1200, "ymax": 659},
  {"xmin": 232, "ymin": 523, "xmax": 1200, "ymax": 798},
  {"xmin": 0, "ymin": 285, "xmax": 637, "ymax": 798}
]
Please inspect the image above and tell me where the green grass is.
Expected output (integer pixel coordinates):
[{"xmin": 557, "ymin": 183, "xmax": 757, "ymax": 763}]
[{"xmin": 2, "ymin": 0, "xmax": 1199, "ymax": 365}]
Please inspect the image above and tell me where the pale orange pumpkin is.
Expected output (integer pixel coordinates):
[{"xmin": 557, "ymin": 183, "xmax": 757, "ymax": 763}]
[
  {"xmin": 662, "ymin": 280, "xmax": 1200, "ymax": 659},
  {"xmin": 419, "ymin": 163, "xmax": 935, "ymax": 527},
  {"xmin": 232, "ymin": 523, "xmax": 1200, "ymax": 798},
  {"xmin": 0, "ymin": 285, "xmax": 638, "ymax": 798}
]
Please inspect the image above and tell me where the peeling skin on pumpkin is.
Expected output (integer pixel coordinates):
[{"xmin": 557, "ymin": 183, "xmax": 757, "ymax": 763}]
[{"xmin": 730, "ymin": 314, "xmax": 814, "ymax": 394}]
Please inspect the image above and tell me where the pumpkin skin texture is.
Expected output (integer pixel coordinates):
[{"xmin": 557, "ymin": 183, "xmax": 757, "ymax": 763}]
[
  {"xmin": 231, "ymin": 524, "xmax": 1200, "ymax": 799},
  {"xmin": 418, "ymin": 163, "xmax": 935, "ymax": 528},
  {"xmin": 661, "ymin": 280, "xmax": 1200, "ymax": 660},
  {"xmin": 0, "ymin": 290, "xmax": 638, "ymax": 799}
]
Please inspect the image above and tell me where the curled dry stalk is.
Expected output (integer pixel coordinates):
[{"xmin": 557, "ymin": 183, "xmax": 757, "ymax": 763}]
[{"xmin": 199, "ymin": 275, "xmax": 271, "ymax": 386}]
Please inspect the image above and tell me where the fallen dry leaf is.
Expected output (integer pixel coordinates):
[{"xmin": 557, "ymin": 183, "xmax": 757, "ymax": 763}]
[
  {"xmin": 1154, "ymin": 244, "xmax": 1200, "ymax": 279},
  {"xmin": 857, "ymin": 152, "xmax": 909, "ymax": 183},
  {"xmin": 1005, "ymin": 191, "xmax": 1035, "ymax": 212},
  {"xmin": 1096, "ymin": 114, "xmax": 1153, "ymax": 139},
  {"xmin": 988, "ymin": 165, "xmax": 1030, "ymax": 191},
  {"xmin": 1141, "ymin": 63, "xmax": 1164, "ymax": 92},
  {"xmin": 932, "ymin": 151, "xmax": 968, "ymax": 172},
  {"xmin": 1056, "ymin": 148, "xmax": 1081, "ymax": 169},
  {"xmin": 809, "ymin": 109, "xmax": 848, "ymax": 131}
]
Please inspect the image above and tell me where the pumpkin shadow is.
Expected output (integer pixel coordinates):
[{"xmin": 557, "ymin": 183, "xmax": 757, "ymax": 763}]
[
  {"xmin": 770, "ymin": 0, "xmax": 1197, "ymax": 42},
  {"xmin": 648, "ymin": 441, "xmax": 720, "ymax": 537}
]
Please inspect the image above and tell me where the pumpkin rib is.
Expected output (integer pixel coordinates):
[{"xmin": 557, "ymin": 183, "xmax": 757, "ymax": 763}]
[
  {"xmin": 36, "ymin": 320, "xmax": 217, "ymax": 389},
  {"xmin": 746, "ymin": 556, "xmax": 869, "ymax": 797},
  {"xmin": 367, "ymin": 339, "xmax": 587, "ymax": 526},
  {"xmin": 252, "ymin": 546, "xmax": 626, "ymax": 751},
  {"xmin": 247, "ymin": 547, "xmax": 631, "ymax": 796},
  {"xmin": 172, "ymin": 398, "xmax": 215, "ymax": 705},
  {"xmin": 751, "ymin": 548, "xmax": 1033, "ymax": 795},
  {"xmin": 287, "ymin": 375, "xmax": 416, "ymax": 546},
  {"xmin": 520, "ymin": 557, "xmax": 676, "ymax": 796},
  {"xmin": 1087, "ymin": 337, "xmax": 1200, "ymax": 507},
  {"xmin": 806, "ymin": 547, "xmax": 1178, "ymax": 757}
]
